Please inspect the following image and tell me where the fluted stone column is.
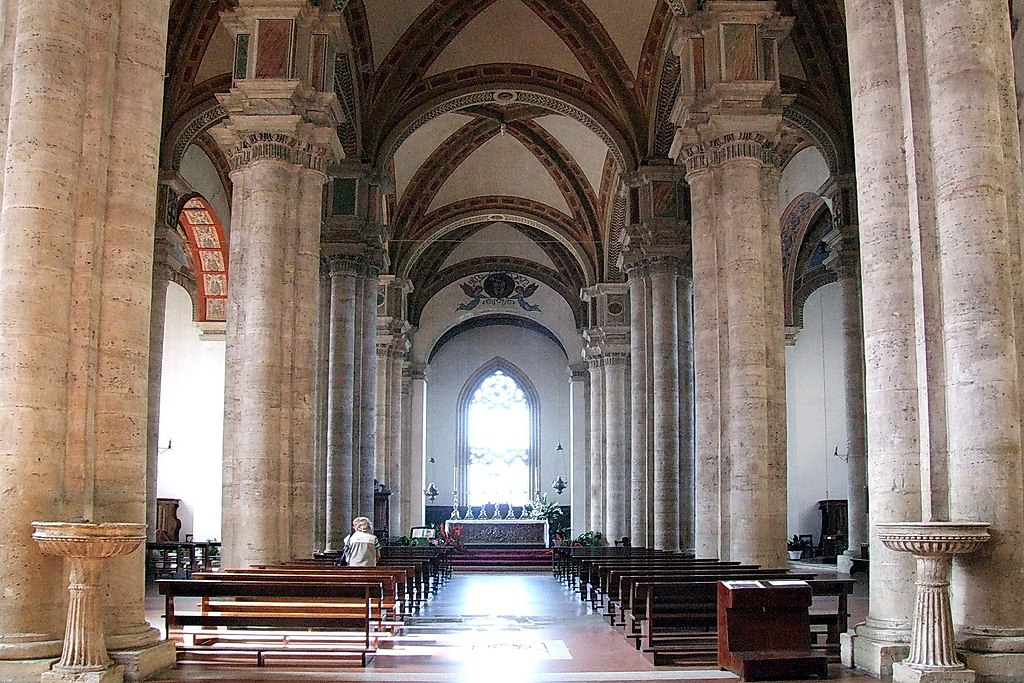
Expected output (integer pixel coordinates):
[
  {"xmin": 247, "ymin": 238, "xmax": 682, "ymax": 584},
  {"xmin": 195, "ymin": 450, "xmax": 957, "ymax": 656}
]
[
  {"xmin": 625, "ymin": 261, "xmax": 652, "ymax": 547},
  {"xmin": 603, "ymin": 353, "xmax": 629, "ymax": 542},
  {"xmin": 324, "ymin": 257, "xmax": 359, "ymax": 552},
  {"xmin": 823, "ymin": 221, "xmax": 869, "ymax": 560},
  {"xmin": 650, "ymin": 259, "xmax": 681, "ymax": 551}
]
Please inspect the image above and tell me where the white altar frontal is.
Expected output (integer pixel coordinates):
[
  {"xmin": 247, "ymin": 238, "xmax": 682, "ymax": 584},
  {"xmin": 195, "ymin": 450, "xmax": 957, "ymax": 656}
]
[{"xmin": 444, "ymin": 519, "xmax": 549, "ymax": 547}]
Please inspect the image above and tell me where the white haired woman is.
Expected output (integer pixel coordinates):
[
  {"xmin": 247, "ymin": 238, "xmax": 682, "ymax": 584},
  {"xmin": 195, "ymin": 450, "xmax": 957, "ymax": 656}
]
[{"xmin": 343, "ymin": 517, "xmax": 381, "ymax": 567}]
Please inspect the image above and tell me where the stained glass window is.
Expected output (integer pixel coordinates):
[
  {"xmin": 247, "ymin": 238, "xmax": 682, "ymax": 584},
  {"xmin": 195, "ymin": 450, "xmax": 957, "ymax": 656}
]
[{"xmin": 466, "ymin": 370, "xmax": 530, "ymax": 505}]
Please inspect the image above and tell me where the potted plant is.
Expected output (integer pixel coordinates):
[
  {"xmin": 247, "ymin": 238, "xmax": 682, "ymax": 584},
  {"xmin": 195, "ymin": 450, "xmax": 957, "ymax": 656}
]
[
  {"xmin": 787, "ymin": 535, "xmax": 804, "ymax": 560},
  {"xmin": 529, "ymin": 494, "xmax": 566, "ymax": 544}
]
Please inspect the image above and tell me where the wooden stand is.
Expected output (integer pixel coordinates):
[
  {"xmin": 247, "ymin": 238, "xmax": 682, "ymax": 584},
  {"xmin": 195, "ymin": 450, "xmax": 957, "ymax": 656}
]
[{"xmin": 717, "ymin": 580, "xmax": 827, "ymax": 680}]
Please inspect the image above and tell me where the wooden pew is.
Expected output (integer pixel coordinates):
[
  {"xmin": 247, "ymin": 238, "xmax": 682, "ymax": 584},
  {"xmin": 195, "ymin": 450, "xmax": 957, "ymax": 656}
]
[
  {"xmin": 201, "ymin": 566, "xmax": 412, "ymax": 621},
  {"xmin": 157, "ymin": 578, "xmax": 385, "ymax": 667}
]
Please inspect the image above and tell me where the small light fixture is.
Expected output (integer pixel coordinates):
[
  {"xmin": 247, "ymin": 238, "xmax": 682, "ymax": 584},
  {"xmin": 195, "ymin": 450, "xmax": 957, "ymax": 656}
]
[
  {"xmin": 551, "ymin": 442, "xmax": 568, "ymax": 495},
  {"xmin": 423, "ymin": 482, "xmax": 439, "ymax": 502}
]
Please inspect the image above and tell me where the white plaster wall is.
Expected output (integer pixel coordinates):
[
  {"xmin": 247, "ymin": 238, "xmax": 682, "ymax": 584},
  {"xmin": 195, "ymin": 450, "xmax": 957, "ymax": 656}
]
[
  {"xmin": 424, "ymin": 324, "xmax": 573, "ymax": 511},
  {"xmin": 181, "ymin": 144, "xmax": 231, "ymax": 236},
  {"xmin": 778, "ymin": 146, "xmax": 830, "ymax": 214},
  {"xmin": 440, "ymin": 222, "xmax": 555, "ymax": 270},
  {"xmin": 156, "ymin": 283, "xmax": 226, "ymax": 541},
  {"xmin": 411, "ymin": 278, "xmax": 582, "ymax": 362},
  {"xmin": 785, "ymin": 283, "xmax": 849, "ymax": 544}
]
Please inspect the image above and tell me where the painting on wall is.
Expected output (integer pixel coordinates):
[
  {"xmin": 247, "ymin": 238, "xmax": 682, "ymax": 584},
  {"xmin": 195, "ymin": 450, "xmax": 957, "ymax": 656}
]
[{"xmin": 457, "ymin": 272, "xmax": 541, "ymax": 313}]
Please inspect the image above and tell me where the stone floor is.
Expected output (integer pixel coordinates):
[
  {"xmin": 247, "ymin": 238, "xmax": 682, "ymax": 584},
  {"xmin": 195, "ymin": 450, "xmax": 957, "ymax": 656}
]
[{"xmin": 146, "ymin": 564, "xmax": 874, "ymax": 683}]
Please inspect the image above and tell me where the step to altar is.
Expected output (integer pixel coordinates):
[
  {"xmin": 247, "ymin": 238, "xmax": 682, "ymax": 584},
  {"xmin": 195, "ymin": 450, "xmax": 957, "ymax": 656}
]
[{"xmin": 449, "ymin": 547, "xmax": 553, "ymax": 572}]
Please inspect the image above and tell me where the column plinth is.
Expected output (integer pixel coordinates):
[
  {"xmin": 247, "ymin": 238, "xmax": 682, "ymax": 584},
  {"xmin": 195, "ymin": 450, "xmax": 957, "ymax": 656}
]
[
  {"xmin": 31, "ymin": 523, "xmax": 145, "ymax": 683},
  {"xmin": 877, "ymin": 522, "xmax": 990, "ymax": 683}
]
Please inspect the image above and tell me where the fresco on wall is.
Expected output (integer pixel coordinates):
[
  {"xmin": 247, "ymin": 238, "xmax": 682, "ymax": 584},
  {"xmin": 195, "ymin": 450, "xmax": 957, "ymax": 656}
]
[{"xmin": 457, "ymin": 272, "xmax": 541, "ymax": 313}]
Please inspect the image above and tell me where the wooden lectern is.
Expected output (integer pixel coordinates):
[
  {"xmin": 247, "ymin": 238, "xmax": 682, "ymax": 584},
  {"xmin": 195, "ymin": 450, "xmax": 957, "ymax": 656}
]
[{"xmin": 717, "ymin": 579, "xmax": 827, "ymax": 680}]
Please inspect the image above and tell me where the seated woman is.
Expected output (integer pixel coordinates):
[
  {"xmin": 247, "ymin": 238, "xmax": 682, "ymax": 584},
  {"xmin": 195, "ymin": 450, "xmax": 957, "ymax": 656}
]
[{"xmin": 344, "ymin": 517, "xmax": 381, "ymax": 567}]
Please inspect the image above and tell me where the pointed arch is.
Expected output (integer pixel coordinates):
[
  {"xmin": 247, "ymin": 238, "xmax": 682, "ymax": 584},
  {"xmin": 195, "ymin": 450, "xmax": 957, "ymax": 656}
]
[
  {"xmin": 178, "ymin": 194, "xmax": 229, "ymax": 322},
  {"xmin": 455, "ymin": 357, "xmax": 542, "ymax": 506}
]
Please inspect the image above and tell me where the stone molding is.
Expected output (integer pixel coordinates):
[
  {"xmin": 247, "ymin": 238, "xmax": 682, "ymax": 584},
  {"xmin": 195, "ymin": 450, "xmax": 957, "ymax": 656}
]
[
  {"xmin": 227, "ymin": 132, "xmax": 332, "ymax": 173},
  {"xmin": 681, "ymin": 132, "xmax": 775, "ymax": 174},
  {"xmin": 323, "ymin": 253, "xmax": 365, "ymax": 276}
]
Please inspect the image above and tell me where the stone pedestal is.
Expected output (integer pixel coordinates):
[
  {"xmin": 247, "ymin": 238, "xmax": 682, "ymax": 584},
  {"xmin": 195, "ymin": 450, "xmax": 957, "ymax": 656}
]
[
  {"xmin": 31, "ymin": 522, "xmax": 146, "ymax": 683},
  {"xmin": 877, "ymin": 522, "xmax": 990, "ymax": 683}
]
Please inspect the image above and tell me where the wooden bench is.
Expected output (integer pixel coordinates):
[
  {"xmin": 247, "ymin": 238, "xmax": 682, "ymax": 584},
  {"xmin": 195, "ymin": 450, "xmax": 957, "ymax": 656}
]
[
  {"xmin": 157, "ymin": 578, "xmax": 385, "ymax": 667},
  {"xmin": 199, "ymin": 566, "xmax": 412, "ymax": 621}
]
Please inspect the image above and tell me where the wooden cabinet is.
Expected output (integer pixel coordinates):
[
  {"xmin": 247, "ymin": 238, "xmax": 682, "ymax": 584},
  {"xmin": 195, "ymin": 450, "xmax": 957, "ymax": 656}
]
[{"xmin": 156, "ymin": 498, "xmax": 181, "ymax": 542}]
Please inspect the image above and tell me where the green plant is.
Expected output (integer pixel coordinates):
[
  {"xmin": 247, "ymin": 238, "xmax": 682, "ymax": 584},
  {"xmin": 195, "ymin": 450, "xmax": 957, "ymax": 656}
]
[
  {"xmin": 787, "ymin": 535, "xmax": 803, "ymax": 551},
  {"xmin": 392, "ymin": 535, "xmax": 411, "ymax": 547},
  {"xmin": 529, "ymin": 494, "xmax": 565, "ymax": 526},
  {"xmin": 574, "ymin": 530, "xmax": 603, "ymax": 547}
]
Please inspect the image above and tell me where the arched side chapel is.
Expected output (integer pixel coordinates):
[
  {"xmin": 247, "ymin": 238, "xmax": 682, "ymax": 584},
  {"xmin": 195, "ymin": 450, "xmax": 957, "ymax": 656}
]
[{"xmin": 0, "ymin": 0, "xmax": 1022, "ymax": 681}]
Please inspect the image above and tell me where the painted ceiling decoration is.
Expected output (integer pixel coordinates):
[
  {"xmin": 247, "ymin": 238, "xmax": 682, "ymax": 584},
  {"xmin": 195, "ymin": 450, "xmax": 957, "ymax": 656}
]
[
  {"xmin": 163, "ymin": 0, "xmax": 853, "ymax": 332},
  {"xmin": 457, "ymin": 272, "xmax": 542, "ymax": 313},
  {"xmin": 177, "ymin": 195, "xmax": 230, "ymax": 323}
]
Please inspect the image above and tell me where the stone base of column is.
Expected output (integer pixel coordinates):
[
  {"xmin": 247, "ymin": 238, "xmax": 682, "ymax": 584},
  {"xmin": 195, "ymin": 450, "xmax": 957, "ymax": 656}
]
[
  {"xmin": 961, "ymin": 651, "xmax": 1024, "ymax": 683},
  {"xmin": 841, "ymin": 627, "xmax": 909, "ymax": 677},
  {"xmin": 892, "ymin": 662, "xmax": 975, "ymax": 683},
  {"xmin": 0, "ymin": 658, "xmax": 59, "ymax": 682},
  {"xmin": 42, "ymin": 664, "xmax": 124, "ymax": 683},
  {"xmin": 109, "ymin": 640, "xmax": 176, "ymax": 682}
]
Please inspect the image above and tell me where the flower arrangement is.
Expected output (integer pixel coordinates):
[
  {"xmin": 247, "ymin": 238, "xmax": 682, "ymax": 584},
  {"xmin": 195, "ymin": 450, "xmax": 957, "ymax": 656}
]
[
  {"xmin": 787, "ymin": 534, "xmax": 803, "ymax": 552},
  {"xmin": 437, "ymin": 523, "xmax": 465, "ymax": 552}
]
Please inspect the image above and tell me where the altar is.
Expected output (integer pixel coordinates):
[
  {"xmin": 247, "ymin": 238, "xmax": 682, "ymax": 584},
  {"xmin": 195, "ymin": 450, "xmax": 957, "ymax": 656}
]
[{"xmin": 444, "ymin": 519, "xmax": 549, "ymax": 548}]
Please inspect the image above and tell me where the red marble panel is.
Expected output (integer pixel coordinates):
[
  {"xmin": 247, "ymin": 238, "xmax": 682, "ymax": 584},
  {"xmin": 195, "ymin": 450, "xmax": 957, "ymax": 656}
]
[
  {"xmin": 256, "ymin": 19, "xmax": 293, "ymax": 79},
  {"xmin": 722, "ymin": 24, "xmax": 757, "ymax": 81}
]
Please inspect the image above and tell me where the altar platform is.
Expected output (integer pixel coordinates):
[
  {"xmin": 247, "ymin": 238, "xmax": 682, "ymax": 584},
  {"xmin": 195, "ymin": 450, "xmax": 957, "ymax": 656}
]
[{"xmin": 444, "ymin": 519, "xmax": 549, "ymax": 548}]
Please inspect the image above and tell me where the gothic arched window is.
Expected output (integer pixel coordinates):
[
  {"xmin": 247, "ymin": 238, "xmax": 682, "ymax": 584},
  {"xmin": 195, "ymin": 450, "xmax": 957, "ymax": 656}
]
[{"xmin": 458, "ymin": 360, "xmax": 539, "ymax": 506}]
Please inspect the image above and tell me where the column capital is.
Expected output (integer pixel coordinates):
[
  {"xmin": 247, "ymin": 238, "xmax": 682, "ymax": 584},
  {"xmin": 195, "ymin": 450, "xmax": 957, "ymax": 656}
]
[
  {"xmin": 583, "ymin": 326, "xmax": 631, "ymax": 359},
  {"xmin": 569, "ymin": 362, "xmax": 589, "ymax": 381},
  {"xmin": 210, "ymin": 82, "xmax": 344, "ymax": 170},
  {"xmin": 406, "ymin": 361, "xmax": 427, "ymax": 381}
]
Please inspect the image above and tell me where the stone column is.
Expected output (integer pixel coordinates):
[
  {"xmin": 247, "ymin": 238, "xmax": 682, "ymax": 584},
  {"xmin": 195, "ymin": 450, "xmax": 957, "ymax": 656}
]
[
  {"xmin": 211, "ymin": 2, "xmax": 343, "ymax": 567},
  {"xmin": 398, "ymin": 364, "xmax": 413, "ymax": 534},
  {"xmin": 624, "ymin": 259, "xmax": 652, "ymax": 547},
  {"xmin": 0, "ymin": 0, "xmax": 83, "ymax": 631},
  {"xmin": 603, "ymin": 353, "xmax": 630, "ymax": 542},
  {"xmin": 650, "ymin": 259, "xmax": 681, "ymax": 551},
  {"xmin": 568, "ymin": 363, "xmax": 589, "ymax": 538},
  {"xmin": 582, "ymin": 284, "xmax": 630, "ymax": 539},
  {"xmin": 823, "ymin": 218, "xmax": 868, "ymax": 560},
  {"xmin": 586, "ymin": 354, "xmax": 605, "ymax": 533},
  {"xmin": 672, "ymin": 2, "xmax": 791, "ymax": 567},
  {"xmin": 146, "ymin": 248, "xmax": 173, "ymax": 545},
  {"xmin": 406, "ymin": 362, "xmax": 428, "ymax": 527},
  {"xmin": 356, "ymin": 265, "xmax": 381, "ymax": 520},
  {"xmin": 324, "ymin": 256, "xmax": 359, "ymax": 552},
  {"xmin": 923, "ymin": 1, "xmax": 1024, "ymax": 674},
  {"xmin": 687, "ymin": 167, "xmax": 724, "ymax": 559},
  {"xmin": 676, "ymin": 270, "xmax": 696, "ymax": 554},
  {"xmin": 377, "ymin": 276, "xmax": 412, "ymax": 537},
  {"xmin": 839, "ymin": 0, "xmax": 940, "ymax": 673}
]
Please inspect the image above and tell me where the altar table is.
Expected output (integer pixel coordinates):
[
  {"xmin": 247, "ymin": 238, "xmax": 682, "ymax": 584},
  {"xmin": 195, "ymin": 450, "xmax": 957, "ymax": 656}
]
[{"xmin": 444, "ymin": 519, "xmax": 549, "ymax": 547}]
